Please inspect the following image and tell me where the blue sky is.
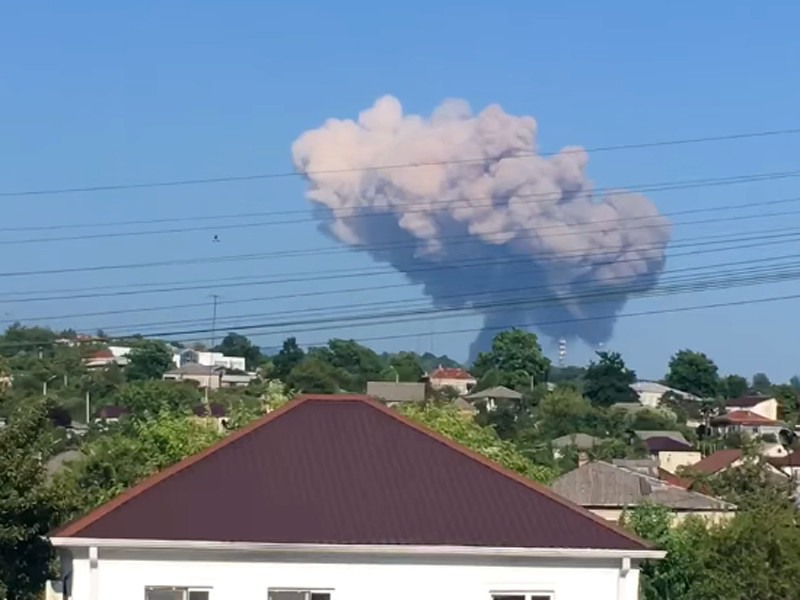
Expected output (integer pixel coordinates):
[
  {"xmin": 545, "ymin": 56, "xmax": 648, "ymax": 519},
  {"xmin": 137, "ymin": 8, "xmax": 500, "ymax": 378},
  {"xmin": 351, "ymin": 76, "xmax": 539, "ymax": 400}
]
[{"xmin": 1, "ymin": 1, "xmax": 799, "ymax": 381}]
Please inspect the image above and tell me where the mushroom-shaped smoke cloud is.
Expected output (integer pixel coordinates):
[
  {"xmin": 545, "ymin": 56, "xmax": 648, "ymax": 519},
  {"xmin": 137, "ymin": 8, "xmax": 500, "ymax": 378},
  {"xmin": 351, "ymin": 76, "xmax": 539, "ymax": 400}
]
[{"xmin": 292, "ymin": 96, "xmax": 671, "ymax": 358}]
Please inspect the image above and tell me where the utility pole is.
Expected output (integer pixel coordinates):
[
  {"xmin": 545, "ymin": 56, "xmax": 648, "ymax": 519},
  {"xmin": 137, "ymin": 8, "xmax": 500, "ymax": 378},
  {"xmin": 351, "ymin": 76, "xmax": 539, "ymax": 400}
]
[
  {"xmin": 85, "ymin": 390, "xmax": 91, "ymax": 424},
  {"xmin": 210, "ymin": 294, "xmax": 220, "ymax": 348}
]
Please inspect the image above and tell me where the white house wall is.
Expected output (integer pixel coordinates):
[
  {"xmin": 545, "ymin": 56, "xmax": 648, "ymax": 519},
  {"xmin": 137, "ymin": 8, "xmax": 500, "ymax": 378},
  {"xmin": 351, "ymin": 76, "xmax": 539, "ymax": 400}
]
[{"xmin": 63, "ymin": 548, "xmax": 640, "ymax": 600}]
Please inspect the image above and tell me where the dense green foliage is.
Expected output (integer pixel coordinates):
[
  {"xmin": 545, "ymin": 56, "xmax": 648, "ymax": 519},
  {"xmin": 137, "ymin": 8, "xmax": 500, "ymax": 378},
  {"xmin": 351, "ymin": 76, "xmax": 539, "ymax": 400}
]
[
  {"xmin": 398, "ymin": 402, "xmax": 556, "ymax": 484},
  {"xmin": 472, "ymin": 329, "xmax": 550, "ymax": 391},
  {"xmin": 626, "ymin": 456, "xmax": 800, "ymax": 600},
  {"xmin": 125, "ymin": 340, "xmax": 174, "ymax": 381},
  {"xmin": 583, "ymin": 351, "xmax": 637, "ymax": 407},
  {"xmin": 664, "ymin": 349, "xmax": 720, "ymax": 398}
]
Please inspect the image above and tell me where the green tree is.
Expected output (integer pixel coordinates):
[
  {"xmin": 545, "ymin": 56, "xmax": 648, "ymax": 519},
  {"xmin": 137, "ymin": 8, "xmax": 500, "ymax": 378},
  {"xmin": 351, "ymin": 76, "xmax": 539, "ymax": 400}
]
[
  {"xmin": 308, "ymin": 339, "xmax": 386, "ymax": 391},
  {"xmin": 114, "ymin": 380, "xmax": 200, "ymax": 418},
  {"xmin": 583, "ymin": 351, "xmax": 636, "ymax": 407},
  {"xmin": 385, "ymin": 352, "xmax": 424, "ymax": 382},
  {"xmin": 536, "ymin": 388, "xmax": 596, "ymax": 438},
  {"xmin": 0, "ymin": 401, "xmax": 64, "ymax": 600},
  {"xmin": 398, "ymin": 402, "xmax": 555, "ymax": 483},
  {"xmin": 125, "ymin": 340, "xmax": 174, "ymax": 381},
  {"xmin": 272, "ymin": 337, "xmax": 305, "ymax": 381},
  {"xmin": 751, "ymin": 372, "xmax": 772, "ymax": 394},
  {"xmin": 0, "ymin": 323, "xmax": 56, "ymax": 358},
  {"xmin": 790, "ymin": 375, "xmax": 800, "ymax": 392},
  {"xmin": 212, "ymin": 332, "xmax": 263, "ymax": 370},
  {"xmin": 471, "ymin": 329, "xmax": 550, "ymax": 391},
  {"xmin": 771, "ymin": 383, "xmax": 798, "ymax": 420},
  {"xmin": 285, "ymin": 359, "xmax": 342, "ymax": 393},
  {"xmin": 664, "ymin": 349, "xmax": 719, "ymax": 398},
  {"xmin": 623, "ymin": 504, "xmax": 708, "ymax": 600},
  {"xmin": 719, "ymin": 374, "xmax": 748, "ymax": 399}
]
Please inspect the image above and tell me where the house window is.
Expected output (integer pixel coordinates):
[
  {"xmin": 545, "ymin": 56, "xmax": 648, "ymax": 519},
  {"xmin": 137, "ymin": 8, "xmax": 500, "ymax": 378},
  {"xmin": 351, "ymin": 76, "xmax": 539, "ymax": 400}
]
[
  {"xmin": 268, "ymin": 591, "xmax": 331, "ymax": 600},
  {"xmin": 145, "ymin": 587, "xmax": 210, "ymax": 600},
  {"xmin": 492, "ymin": 594, "xmax": 552, "ymax": 600}
]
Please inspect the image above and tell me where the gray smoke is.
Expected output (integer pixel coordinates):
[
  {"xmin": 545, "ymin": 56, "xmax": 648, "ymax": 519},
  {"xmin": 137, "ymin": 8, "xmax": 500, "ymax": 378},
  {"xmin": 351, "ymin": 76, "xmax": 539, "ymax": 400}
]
[{"xmin": 292, "ymin": 96, "xmax": 671, "ymax": 358}]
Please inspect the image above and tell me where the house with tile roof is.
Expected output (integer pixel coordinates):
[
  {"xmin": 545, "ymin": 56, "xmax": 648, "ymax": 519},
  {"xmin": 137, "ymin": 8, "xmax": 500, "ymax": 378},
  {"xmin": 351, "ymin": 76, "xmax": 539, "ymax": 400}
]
[
  {"xmin": 426, "ymin": 366, "xmax": 477, "ymax": 395},
  {"xmin": 724, "ymin": 394, "xmax": 778, "ymax": 421},
  {"xmin": 51, "ymin": 394, "xmax": 662, "ymax": 600},
  {"xmin": 633, "ymin": 431, "xmax": 702, "ymax": 474},
  {"xmin": 710, "ymin": 410, "xmax": 786, "ymax": 439}
]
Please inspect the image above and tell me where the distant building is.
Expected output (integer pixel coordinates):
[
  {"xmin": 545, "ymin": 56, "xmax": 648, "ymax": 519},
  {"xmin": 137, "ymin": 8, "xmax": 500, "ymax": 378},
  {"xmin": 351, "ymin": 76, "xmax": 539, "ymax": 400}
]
[
  {"xmin": 174, "ymin": 349, "xmax": 246, "ymax": 371},
  {"xmin": 163, "ymin": 364, "xmax": 222, "ymax": 390},
  {"xmin": 464, "ymin": 385, "xmax": 520, "ymax": 411},
  {"xmin": 634, "ymin": 431, "xmax": 701, "ymax": 474},
  {"xmin": 710, "ymin": 410, "xmax": 785, "ymax": 439},
  {"xmin": 552, "ymin": 461, "xmax": 734, "ymax": 524},
  {"xmin": 426, "ymin": 366, "xmax": 476, "ymax": 395},
  {"xmin": 724, "ymin": 394, "xmax": 779, "ymax": 421},
  {"xmin": 366, "ymin": 381, "xmax": 426, "ymax": 405},
  {"xmin": 630, "ymin": 381, "xmax": 701, "ymax": 408}
]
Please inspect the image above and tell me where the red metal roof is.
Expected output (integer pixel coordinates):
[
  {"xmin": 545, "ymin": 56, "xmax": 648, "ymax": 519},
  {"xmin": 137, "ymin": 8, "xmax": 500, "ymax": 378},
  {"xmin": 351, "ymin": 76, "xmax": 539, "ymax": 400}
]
[
  {"xmin": 54, "ymin": 394, "xmax": 647, "ymax": 550},
  {"xmin": 689, "ymin": 449, "xmax": 742, "ymax": 475},
  {"xmin": 711, "ymin": 410, "xmax": 778, "ymax": 426},
  {"xmin": 429, "ymin": 367, "xmax": 475, "ymax": 380}
]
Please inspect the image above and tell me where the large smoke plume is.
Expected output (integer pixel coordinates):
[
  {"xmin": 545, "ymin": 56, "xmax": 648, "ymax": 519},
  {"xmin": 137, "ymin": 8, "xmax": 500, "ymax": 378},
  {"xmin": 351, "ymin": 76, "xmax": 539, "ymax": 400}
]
[{"xmin": 292, "ymin": 96, "xmax": 671, "ymax": 358}]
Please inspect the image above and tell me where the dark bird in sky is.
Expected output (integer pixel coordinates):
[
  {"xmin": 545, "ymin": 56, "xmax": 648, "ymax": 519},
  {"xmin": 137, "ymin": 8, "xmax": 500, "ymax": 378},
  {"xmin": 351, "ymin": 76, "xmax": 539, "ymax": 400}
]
[{"xmin": 213, "ymin": 235, "xmax": 220, "ymax": 243}]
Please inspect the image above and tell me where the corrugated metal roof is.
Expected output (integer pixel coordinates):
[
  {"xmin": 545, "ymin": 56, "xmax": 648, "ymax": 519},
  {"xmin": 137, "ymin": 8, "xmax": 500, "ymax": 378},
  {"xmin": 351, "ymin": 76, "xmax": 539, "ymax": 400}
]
[
  {"xmin": 465, "ymin": 386, "xmax": 523, "ymax": 400},
  {"xmin": 54, "ymin": 395, "xmax": 647, "ymax": 551},
  {"xmin": 552, "ymin": 462, "xmax": 733, "ymax": 511},
  {"xmin": 366, "ymin": 381, "xmax": 426, "ymax": 403}
]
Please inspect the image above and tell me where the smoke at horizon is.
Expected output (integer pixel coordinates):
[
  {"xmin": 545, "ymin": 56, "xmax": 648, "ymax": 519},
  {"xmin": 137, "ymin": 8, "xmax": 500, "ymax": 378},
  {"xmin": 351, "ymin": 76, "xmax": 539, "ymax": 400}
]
[{"xmin": 292, "ymin": 96, "xmax": 671, "ymax": 358}]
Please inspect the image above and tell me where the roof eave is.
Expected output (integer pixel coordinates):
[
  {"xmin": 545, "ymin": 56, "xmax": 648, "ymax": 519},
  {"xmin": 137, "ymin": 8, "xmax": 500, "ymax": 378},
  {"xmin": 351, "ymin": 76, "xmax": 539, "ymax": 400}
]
[{"xmin": 49, "ymin": 537, "xmax": 665, "ymax": 560}]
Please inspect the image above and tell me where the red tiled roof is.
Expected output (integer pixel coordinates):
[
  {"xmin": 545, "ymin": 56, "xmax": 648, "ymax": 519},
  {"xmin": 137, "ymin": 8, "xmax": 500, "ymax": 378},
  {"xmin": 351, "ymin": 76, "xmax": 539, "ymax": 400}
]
[
  {"xmin": 429, "ymin": 367, "xmax": 475, "ymax": 380},
  {"xmin": 724, "ymin": 395, "xmax": 772, "ymax": 409},
  {"xmin": 54, "ymin": 394, "xmax": 647, "ymax": 551},
  {"xmin": 643, "ymin": 437, "xmax": 695, "ymax": 453},
  {"xmin": 86, "ymin": 350, "xmax": 114, "ymax": 359},
  {"xmin": 711, "ymin": 410, "xmax": 778, "ymax": 426},
  {"xmin": 689, "ymin": 449, "xmax": 742, "ymax": 475}
]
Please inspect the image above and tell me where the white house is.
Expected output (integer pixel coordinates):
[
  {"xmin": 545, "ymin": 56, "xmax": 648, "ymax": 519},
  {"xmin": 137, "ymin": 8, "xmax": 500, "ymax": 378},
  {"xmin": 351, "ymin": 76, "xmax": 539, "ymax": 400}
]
[
  {"xmin": 174, "ymin": 349, "xmax": 246, "ymax": 372},
  {"xmin": 710, "ymin": 410, "xmax": 785, "ymax": 439},
  {"xmin": 51, "ymin": 394, "xmax": 661, "ymax": 600},
  {"xmin": 427, "ymin": 366, "xmax": 477, "ymax": 395},
  {"xmin": 163, "ymin": 364, "xmax": 222, "ymax": 390},
  {"xmin": 724, "ymin": 395, "xmax": 779, "ymax": 421},
  {"xmin": 629, "ymin": 381, "xmax": 701, "ymax": 409}
]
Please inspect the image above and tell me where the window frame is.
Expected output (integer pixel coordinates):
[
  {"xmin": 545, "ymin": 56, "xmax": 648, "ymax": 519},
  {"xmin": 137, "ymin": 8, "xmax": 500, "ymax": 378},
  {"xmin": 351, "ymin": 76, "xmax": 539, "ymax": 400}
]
[
  {"xmin": 490, "ymin": 591, "xmax": 554, "ymax": 600},
  {"xmin": 144, "ymin": 586, "xmax": 212, "ymax": 600},
  {"xmin": 267, "ymin": 589, "xmax": 333, "ymax": 600}
]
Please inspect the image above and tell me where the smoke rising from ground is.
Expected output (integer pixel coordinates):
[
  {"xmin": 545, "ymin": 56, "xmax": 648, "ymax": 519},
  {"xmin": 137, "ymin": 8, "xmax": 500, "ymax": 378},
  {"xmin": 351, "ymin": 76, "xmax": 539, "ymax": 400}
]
[{"xmin": 292, "ymin": 96, "xmax": 671, "ymax": 358}]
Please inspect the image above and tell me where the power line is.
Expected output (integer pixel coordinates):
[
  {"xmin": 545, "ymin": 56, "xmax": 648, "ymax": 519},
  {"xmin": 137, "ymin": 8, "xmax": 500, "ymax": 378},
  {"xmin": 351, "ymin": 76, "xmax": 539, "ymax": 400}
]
[
  {"xmin": 3, "ymin": 225, "xmax": 800, "ymax": 304},
  {"xmin": 87, "ymin": 257, "xmax": 800, "ymax": 335},
  {"xmin": 1, "ymin": 167, "xmax": 799, "ymax": 239},
  {"xmin": 3, "ymin": 190, "xmax": 800, "ymax": 281},
  {"xmin": 1, "ymin": 262, "xmax": 798, "ymax": 349},
  {"xmin": 2, "ymin": 127, "xmax": 799, "ymax": 199},
  {"xmin": 5, "ymin": 250, "xmax": 799, "ymax": 326}
]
